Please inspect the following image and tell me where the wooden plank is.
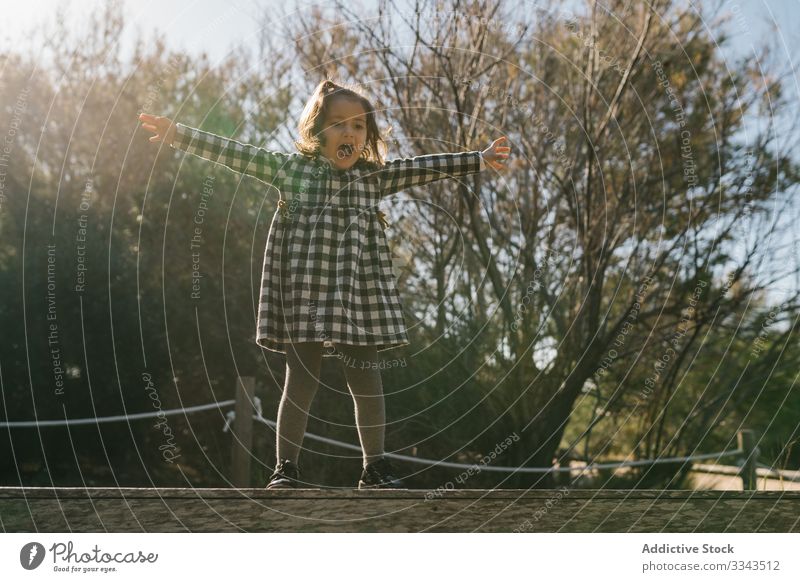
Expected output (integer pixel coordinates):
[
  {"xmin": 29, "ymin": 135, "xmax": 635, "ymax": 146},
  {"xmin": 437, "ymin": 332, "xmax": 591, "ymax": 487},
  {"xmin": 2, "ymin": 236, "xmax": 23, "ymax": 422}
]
[
  {"xmin": 1, "ymin": 488, "xmax": 798, "ymax": 532},
  {"xmin": 2, "ymin": 487, "xmax": 798, "ymax": 499}
]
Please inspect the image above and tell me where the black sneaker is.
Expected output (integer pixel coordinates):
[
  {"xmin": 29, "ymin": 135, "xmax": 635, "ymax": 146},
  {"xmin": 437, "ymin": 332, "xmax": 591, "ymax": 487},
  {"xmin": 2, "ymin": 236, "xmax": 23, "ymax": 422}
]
[
  {"xmin": 266, "ymin": 459, "xmax": 300, "ymax": 489},
  {"xmin": 358, "ymin": 457, "xmax": 406, "ymax": 489}
]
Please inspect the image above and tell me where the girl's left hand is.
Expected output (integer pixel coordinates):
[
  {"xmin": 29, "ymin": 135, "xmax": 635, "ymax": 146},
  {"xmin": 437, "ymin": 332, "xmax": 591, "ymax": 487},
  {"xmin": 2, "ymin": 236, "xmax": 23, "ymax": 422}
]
[{"xmin": 482, "ymin": 136, "xmax": 511, "ymax": 170}]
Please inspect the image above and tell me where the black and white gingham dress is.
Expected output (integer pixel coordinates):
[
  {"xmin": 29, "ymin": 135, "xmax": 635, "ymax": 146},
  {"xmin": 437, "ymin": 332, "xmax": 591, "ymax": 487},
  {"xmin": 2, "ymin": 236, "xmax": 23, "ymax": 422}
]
[{"xmin": 172, "ymin": 123, "xmax": 485, "ymax": 357}]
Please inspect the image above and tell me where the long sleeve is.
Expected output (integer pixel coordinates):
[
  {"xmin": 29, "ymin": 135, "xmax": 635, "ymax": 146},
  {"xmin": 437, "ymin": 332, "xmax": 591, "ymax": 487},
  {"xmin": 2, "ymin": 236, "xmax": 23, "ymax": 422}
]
[
  {"xmin": 376, "ymin": 150, "xmax": 485, "ymax": 196},
  {"xmin": 170, "ymin": 123, "xmax": 290, "ymax": 188}
]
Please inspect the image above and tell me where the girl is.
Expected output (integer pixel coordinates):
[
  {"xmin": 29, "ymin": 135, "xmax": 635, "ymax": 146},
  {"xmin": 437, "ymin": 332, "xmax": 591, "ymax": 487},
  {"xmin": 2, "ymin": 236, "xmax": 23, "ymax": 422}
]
[{"xmin": 138, "ymin": 79, "xmax": 510, "ymax": 489}]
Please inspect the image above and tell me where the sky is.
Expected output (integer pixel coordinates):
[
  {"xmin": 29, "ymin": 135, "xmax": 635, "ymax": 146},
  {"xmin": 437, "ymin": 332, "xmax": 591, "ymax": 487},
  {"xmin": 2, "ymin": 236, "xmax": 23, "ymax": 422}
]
[{"xmin": 3, "ymin": 0, "xmax": 798, "ymax": 66}]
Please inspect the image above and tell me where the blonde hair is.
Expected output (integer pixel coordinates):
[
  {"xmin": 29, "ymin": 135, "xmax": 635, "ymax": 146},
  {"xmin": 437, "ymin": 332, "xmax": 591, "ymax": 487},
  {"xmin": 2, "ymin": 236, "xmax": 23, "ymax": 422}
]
[{"xmin": 295, "ymin": 79, "xmax": 387, "ymax": 166}]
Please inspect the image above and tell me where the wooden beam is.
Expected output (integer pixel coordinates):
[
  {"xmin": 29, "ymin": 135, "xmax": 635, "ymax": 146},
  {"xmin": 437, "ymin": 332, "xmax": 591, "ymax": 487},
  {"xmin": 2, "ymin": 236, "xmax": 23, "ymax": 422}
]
[{"xmin": 1, "ymin": 488, "xmax": 798, "ymax": 532}]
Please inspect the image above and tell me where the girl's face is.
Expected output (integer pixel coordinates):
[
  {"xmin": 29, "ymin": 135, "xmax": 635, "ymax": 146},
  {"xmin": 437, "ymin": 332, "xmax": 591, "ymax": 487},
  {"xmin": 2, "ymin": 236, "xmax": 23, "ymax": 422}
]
[{"xmin": 320, "ymin": 97, "xmax": 368, "ymax": 170}]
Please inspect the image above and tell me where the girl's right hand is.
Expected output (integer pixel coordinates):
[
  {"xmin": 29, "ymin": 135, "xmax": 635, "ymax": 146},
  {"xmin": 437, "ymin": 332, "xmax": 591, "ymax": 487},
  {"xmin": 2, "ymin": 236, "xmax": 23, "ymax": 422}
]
[{"xmin": 138, "ymin": 113, "xmax": 176, "ymax": 146}]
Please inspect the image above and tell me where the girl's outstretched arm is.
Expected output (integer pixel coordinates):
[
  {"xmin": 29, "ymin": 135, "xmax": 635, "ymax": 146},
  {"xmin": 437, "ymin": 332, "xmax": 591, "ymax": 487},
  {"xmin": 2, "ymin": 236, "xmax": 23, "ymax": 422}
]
[
  {"xmin": 138, "ymin": 113, "xmax": 290, "ymax": 187},
  {"xmin": 376, "ymin": 137, "xmax": 510, "ymax": 196}
]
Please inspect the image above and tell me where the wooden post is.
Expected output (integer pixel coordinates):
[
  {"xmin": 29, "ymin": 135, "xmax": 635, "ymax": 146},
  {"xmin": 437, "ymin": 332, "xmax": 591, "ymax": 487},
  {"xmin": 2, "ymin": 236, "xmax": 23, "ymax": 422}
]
[
  {"xmin": 737, "ymin": 429, "xmax": 759, "ymax": 491},
  {"xmin": 231, "ymin": 376, "xmax": 255, "ymax": 488}
]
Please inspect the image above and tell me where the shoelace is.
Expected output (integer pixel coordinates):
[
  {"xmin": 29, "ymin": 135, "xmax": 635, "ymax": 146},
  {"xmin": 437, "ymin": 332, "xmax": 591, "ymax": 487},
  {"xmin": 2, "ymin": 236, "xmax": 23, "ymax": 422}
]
[{"xmin": 274, "ymin": 460, "xmax": 297, "ymax": 476}]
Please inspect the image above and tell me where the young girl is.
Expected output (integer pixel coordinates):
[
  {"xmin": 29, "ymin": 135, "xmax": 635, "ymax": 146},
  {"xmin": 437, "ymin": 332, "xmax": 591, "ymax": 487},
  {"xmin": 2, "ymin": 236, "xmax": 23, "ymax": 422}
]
[{"xmin": 138, "ymin": 79, "xmax": 510, "ymax": 489}]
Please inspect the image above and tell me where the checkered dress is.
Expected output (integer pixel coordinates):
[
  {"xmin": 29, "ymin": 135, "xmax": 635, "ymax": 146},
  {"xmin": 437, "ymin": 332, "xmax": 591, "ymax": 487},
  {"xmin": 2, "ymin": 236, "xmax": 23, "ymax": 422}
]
[{"xmin": 172, "ymin": 123, "xmax": 485, "ymax": 357}]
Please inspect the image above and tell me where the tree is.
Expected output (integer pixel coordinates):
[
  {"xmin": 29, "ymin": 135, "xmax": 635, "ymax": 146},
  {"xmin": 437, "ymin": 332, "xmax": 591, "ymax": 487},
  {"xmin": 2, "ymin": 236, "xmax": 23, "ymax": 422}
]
[
  {"xmin": 284, "ymin": 0, "xmax": 800, "ymax": 486},
  {"xmin": 0, "ymin": 2, "xmax": 295, "ymax": 486}
]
